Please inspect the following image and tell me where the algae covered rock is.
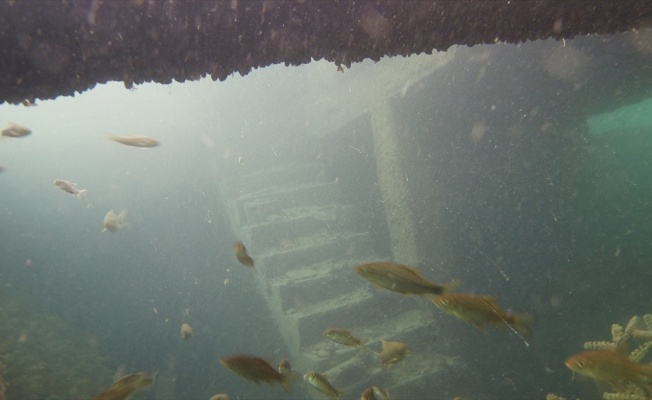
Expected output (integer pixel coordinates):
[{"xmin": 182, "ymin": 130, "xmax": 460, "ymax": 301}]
[{"xmin": 0, "ymin": 297, "xmax": 113, "ymax": 399}]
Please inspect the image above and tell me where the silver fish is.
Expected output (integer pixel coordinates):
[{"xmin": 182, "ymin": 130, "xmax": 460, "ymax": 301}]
[
  {"xmin": 54, "ymin": 179, "xmax": 87, "ymax": 199},
  {"xmin": 108, "ymin": 135, "xmax": 160, "ymax": 148},
  {"xmin": 102, "ymin": 209, "xmax": 127, "ymax": 233},
  {"xmin": 1, "ymin": 122, "xmax": 31, "ymax": 138}
]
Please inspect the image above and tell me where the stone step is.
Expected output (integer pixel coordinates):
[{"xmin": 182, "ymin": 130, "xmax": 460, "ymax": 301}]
[
  {"xmin": 300, "ymin": 308, "xmax": 435, "ymax": 367},
  {"xmin": 295, "ymin": 308, "xmax": 443, "ymax": 395},
  {"xmin": 248, "ymin": 205, "xmax": 360, "ymax": 254},
  {"xmin": 340, "ymin": 348, "xmax": 460, "ymax": 399},
  {"xmin": 270, "ymin": 259, "xmax": 370, "ymax": 312},
  {"xmin": 233, "ymin": 181, "xmax": 342, "ymax": 226},
  {"xmin": 255, "ymin": 232, "xmax": 375, "ymax": 280},
  {"xmin": 228, "ymin": 162, "xmax": 326, "ymax": 197},
  {"xmin": 285, "ymin": 289, "xmax": 434, "ymax": 350}
]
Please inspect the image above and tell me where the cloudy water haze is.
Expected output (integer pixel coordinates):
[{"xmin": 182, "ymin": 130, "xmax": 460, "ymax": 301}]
[{"xmin": 2, "ymin": 31, "xmax": 652, "ymax": 400}]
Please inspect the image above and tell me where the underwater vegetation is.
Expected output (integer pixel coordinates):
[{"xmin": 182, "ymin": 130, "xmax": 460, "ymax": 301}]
[
  {"xmin": 0, "ymin": 294, "xmax": 113, "ymax": 399},
  {"xmin": 550, "ymin": 314, "xmax": 652, "ymax": 400}
]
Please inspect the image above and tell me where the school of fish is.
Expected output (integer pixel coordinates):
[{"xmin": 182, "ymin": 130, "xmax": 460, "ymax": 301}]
[{"xmin": 2, "ymin": 114, "xmax": 642, "ymax": 399}]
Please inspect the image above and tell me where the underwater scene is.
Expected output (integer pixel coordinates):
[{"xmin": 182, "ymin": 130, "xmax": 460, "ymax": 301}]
[{"xmin": 2, "ymin": 28, "xmax": 652, "ymax": 400}]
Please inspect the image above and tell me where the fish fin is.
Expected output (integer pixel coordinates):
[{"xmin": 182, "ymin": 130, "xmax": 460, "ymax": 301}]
[
  {"xmin": 510, "ymin": 312, "xmax": 534, "ymax": 337},
  {"xmin": 76, "ymin": 189, "xmax": 87, "ymax": 200},
  {"xmin": 442, "ymin": 279, "xmax": 462, "ymax": 293},
  {"xmin": 101, "ymin": 228, "xmax": 107, "ymax": 233},
  {"xmin": 281, "ymin": 377, "xmax": 292, "ymax": 394},
  {"xmin": 480, "ymin": 295, "xmax": 498, "ymax": 304}
]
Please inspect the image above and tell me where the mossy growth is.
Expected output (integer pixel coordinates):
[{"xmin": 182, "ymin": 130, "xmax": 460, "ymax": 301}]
[{"xmin": 0, "ymin": 295, "xmax": 113, "ymax": 399}]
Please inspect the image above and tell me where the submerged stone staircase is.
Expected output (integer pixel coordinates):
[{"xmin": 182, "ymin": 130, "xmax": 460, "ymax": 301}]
[{"xmin": 224, "ymin": 161, "xmax": 457, "ymax": 398}]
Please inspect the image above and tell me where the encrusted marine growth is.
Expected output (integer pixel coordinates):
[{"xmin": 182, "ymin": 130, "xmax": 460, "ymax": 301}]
[{"xmin": 583, "ymin": 315, "xmax": 652, "ymax": 364}]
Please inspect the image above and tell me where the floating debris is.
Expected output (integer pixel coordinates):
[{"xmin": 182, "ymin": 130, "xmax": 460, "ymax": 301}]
[
  {"xmin": 432, "ymin": 293, "xmax": 533, "ymax": 338},
  {"xmin": 1, "ymin": 122, "xmax": 31, "ymax": 138},
  {"xmin": 355, "ymin": 261, "xmax": 457, "ymax": 298},
  {"xmin": 181, "ymin": 323, "xmax": 193, "ymax": 340},
  {"xmin": 93, "ymin": 372, "xmax": 154, "ymax": 400},
  {"xmin": 220, "ymin": 354, "xmax": 290, "ymax": 392},
  {"xmin": 54, "ymin": 179, "xmax": 87, "ymax": 200},
  {"xmin": 233, "ymin": 241, "xmax": 254, "ymax": 267},
  {"xmin": 102, "ymin": 209, "xmax": 127, "ymax": 233},
  {"xmin": 378, "ymin": 340, "xmax": 410, "ymax": 370},
  {"xmin": 304, "ymin": 372, "xmax": 342, "ymax": 399},
  {"xmin": 108, "ymin": 134, "xmax": 160, "ymax": 148}
]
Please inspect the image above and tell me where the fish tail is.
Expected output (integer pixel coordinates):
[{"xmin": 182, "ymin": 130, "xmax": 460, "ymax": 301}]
[
  {"xmin": 118, "ymin": 209, "xmax": 128, "ymax": 228},
  {"xmin": 76, "ymin": 189, "xmax": 87, "ymax": 200},
  {"xmin": 281, "ymin": 377, "xmax": 292, "ymax": 394},
  {"xmin": 510, "ymin": 313, "xmax": 534, "ymax": 337},
  {"xmin": 443, "ymin": 279, "xmax": 462, "ymax": 293}
]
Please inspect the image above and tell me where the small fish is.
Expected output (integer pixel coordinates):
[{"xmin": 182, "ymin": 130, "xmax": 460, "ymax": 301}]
[
  {"xmin": 565, "ymin": 349, "xmax": 652, "ymax": 394},
  {"xmin": 220, "ymin": 354, "xmax": 290, "ymax": 392},
  {"xmin": 108, "ymin": 134, "xmax": 160, "ymax": 148},
  {"xmin": 209, "ymin": 394, "xmax": 230, "ymax": 400},
  {"xmin": 323, "ymin": 328, "xmax": 367, "ymax": 348},
  {"xmin": 54, "ymin": 179, "xmax": 87, "ymax": 200},
  {"xmin": 356, "ymin": 262, "xmax": 457, "ymax": 298},
  {"xmin": 102, "ymin": 209, "xmax": 127, "ymax": 233},
  {"xmin": 93, "ymin": 372, "xmax": 154, "ymax": 400},
  {"xmin": 304, "ymin": 372, "xmax": 342, "ymax": 399},
  {"xmin": 432, "ymin": 293, "xmax": 533, "ymax": 337},
  {"xmin": 378, "ymin": 340, "xmax": 410, "ymax": 370},
  {"xmin": 181, "ymin": 322, "xmax": 193, "ymax": 339},
  {"xmin": 233, "ymin": 241, "xmax": 254, "ymax": 267},
  {"xmin": 21, "ymin": 99, "xmax": 37, "ymax": 107},
  {"xmin": 1, "ymin": 122, "xmax": 31, "ymax": 138}
]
